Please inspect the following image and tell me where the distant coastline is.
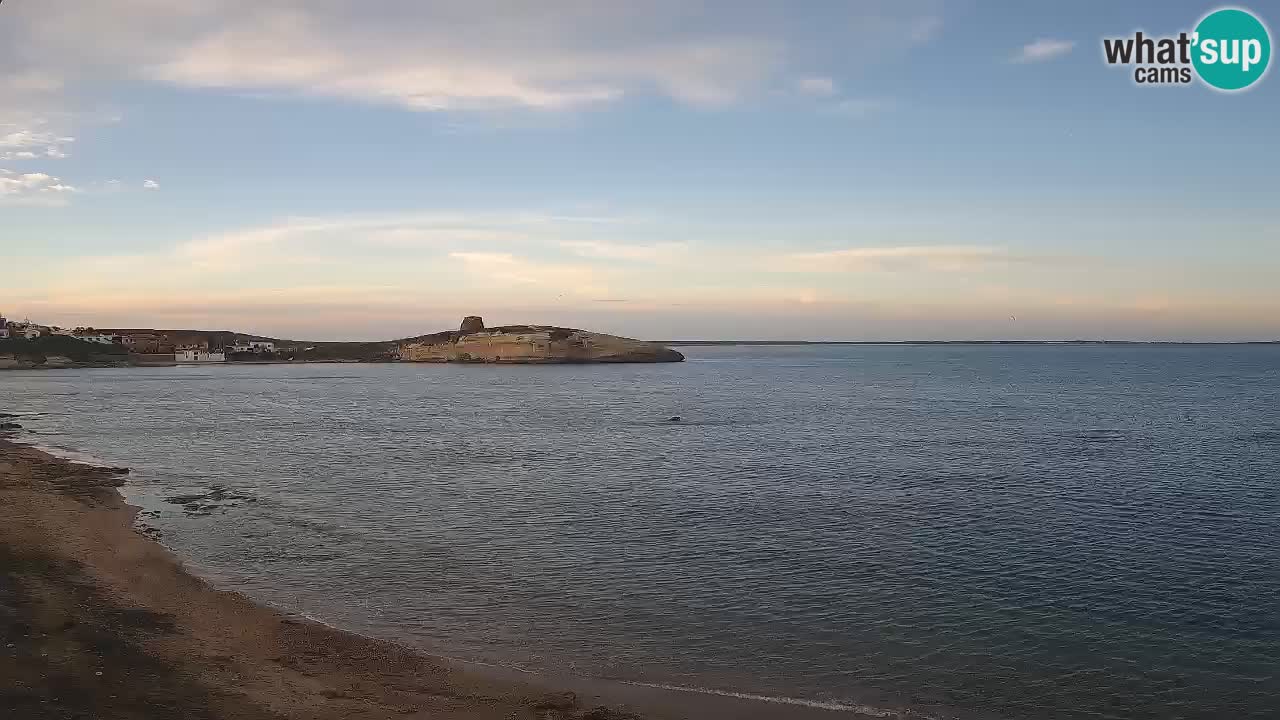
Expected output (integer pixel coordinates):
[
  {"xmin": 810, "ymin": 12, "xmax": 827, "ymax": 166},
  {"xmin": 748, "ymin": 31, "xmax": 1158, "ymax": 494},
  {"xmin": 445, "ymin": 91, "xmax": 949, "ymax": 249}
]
[
  {"xmin": 1, "ymin": 316, "xmax": 683, "ymax": 368},
  {"xmin": 661, "ymin": 340, "xmax": 1280, "ymax": 346}
]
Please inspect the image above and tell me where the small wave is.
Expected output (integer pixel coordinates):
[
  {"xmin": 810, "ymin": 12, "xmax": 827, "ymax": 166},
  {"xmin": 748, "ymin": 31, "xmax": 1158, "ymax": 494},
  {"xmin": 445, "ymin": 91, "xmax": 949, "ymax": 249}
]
[
  {"xmin": 1238, "ymin": 429, "xmax": 1280, "ymax": 443},
  {"xmin": 251, "ymin": 603, "xmax": 919, "ymax": 719},
  {"xmin": 177, "ymin": 588, "xmax": 933, "ymax": 720},
  {"xmin": 13, "ymin": 439, "xmax": 121, "ymax": 469}
]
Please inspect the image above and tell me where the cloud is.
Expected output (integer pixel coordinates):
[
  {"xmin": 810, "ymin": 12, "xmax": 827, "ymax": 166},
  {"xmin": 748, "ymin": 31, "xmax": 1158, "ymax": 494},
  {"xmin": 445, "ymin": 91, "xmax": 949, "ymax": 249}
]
[
  {"xmin": 147, "ymin": 20, "xmax": 780, "ymax": 110},
  {"xmin": 449, "ymin": 251, "xmax": 605, "ymax": 295},
  {"xmin": 829, "ymin": 98, "xmax": 894, "ymax": 118},
  {"xmin": 902, "ymin": 14, "xmax": 944, "ymax": 45},
  {"xmin": 0, "ymin": 168, "xmax": 78, "ymax": 204},
  {"xmin": 1013, "ymin": 39, "xmax": 1075, "ymax": 64},
  {"xmin": 167, "ymin": 211, "xmax": 626, "ymax": 270},
  {"xmin": 773, "ymin": 245, "xmax": 1033, "ymax": 273},
  {"xmin": 0, "ymin": 126, "xmax": 75, "ymax": 161},
  {"xmin": 5, "ymin": 1, "xmax": 944, "ymax": 113},
  {"xmin": 796, "ymin": 76, "xmax": 838, "ymax": 97},
  {"xmin": 361, "ymin": 227, "xmax": 528, "ymax": 248},
  {"xmin": 559, "ymin": 240, "xmax": 688, "ymax": 263},
  {"xmin": 143, "ymin": 179, "xmax": 160, "ymax": 189},
  {"xmin": 0, "ymin": 71, "xmax": 65, "ymax": 94},
  {"xmin": 45, "ymin": 209, "xmax": 628, "ymax": 304}
]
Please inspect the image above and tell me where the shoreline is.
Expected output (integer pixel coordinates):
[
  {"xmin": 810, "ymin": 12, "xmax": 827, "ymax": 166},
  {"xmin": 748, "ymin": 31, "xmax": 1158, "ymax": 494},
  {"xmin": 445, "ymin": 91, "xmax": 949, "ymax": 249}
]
[{"xmin": 0, "ymin": 429, "xmax": 913, "ymax": 720}]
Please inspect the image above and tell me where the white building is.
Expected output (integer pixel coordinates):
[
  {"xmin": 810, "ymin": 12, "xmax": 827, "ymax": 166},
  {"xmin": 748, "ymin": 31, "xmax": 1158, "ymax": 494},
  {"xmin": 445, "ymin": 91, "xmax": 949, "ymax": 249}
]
[
  {"xmin": 21, "ymin": 326, "xmax": 42, "ymax": 340},
  {"xmin": 229, "ymin": 340, "xmax": 275, "ymax": 353},
  {"xmin": 76, "ymin": 334, "xmax": 120, "ymax": 345},
  {"xmin": 176, "ymin": 349, "xmax": 226, "ymax": 363}
]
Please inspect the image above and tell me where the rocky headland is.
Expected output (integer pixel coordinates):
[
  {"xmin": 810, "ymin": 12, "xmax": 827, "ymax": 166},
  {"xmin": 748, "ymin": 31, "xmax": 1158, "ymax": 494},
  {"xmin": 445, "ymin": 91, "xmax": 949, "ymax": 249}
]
[
  {"xmin": 0, "ymin": 318, "xmax": 683, "ymax": 368},
  {"xmin": 399, "ymin": 316, "xmax": 685, "ymax": 364}
]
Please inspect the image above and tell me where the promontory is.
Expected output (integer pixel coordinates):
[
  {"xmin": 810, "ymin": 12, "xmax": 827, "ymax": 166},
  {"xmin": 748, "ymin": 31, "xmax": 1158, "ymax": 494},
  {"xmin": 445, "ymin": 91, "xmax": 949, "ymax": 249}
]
[{"xmin": 398, "ymin": 316, "xmax": 684, "ymax": 364}]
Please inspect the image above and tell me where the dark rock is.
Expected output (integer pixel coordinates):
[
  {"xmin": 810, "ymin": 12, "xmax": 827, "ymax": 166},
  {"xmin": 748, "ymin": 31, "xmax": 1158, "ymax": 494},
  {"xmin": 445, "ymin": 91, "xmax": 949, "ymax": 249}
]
[{"xmin": 459, "ymin": 316, "xmax": 485, "ymax": 335}]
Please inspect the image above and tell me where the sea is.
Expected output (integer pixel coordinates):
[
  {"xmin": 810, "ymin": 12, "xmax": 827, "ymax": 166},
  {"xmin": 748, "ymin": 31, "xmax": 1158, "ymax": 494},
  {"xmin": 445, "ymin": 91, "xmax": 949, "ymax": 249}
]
[{"xmin": 2, "ymin": 344, "xmax": 1278, "ymax": 719}]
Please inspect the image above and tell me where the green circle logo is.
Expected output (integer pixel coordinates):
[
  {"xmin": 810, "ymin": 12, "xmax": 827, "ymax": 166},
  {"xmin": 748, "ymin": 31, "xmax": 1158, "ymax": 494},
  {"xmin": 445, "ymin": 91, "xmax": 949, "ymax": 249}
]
[{"xmin": 1193, "ymin": 8, "xmax": 1271, "ymax": 90}]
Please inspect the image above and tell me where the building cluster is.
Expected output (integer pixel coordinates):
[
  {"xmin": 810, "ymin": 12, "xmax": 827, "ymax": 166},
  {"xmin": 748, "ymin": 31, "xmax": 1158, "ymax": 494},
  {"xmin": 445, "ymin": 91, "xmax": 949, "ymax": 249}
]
[
  {"xmin": 1, "ymin": 316, "xmax": 48, "ymax": 340},
  {"xmin": 1, "ymin": 313, "xmax": 278, "ymax": 364}
]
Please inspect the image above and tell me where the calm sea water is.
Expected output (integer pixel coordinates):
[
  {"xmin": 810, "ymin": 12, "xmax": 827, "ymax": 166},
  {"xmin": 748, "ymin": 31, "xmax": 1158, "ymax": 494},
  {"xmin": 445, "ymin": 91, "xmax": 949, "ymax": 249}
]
[{"xmin": 3, "ymin": 345, "xmax": 1279, "ymax": 719}]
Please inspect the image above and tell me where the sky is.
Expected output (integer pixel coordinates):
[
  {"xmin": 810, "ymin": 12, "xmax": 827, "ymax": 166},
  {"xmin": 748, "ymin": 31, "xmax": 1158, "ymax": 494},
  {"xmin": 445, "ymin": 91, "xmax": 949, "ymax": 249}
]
[{"xmin": 1, "ymin": 0, "xmax": 1277, "ymax": 341}]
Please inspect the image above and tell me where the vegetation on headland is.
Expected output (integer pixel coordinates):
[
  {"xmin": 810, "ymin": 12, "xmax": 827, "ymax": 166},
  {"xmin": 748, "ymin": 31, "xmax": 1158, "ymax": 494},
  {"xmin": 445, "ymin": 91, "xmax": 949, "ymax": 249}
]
[
  {"xmin": 0, "ymin": 335, "xmax": 130, "ymax": 366},
  {"xmin": 2, "ymin": 315, "xmax": 682, "ymax": 367},
  {"xmin": 398, "ymin": 317, "xmax": 684, "ymax": 363}
]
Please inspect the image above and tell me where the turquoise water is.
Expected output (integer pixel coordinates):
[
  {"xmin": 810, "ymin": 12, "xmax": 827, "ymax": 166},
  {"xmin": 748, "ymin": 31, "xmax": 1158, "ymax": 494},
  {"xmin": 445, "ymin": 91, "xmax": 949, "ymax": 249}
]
[{"xmin": 3, "ymin": 344, "xmax": 1278, "ymax": 719}]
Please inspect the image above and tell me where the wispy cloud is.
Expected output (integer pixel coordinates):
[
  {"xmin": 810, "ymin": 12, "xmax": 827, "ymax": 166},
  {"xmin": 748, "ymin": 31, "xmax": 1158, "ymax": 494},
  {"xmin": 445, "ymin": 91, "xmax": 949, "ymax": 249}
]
[
  {"xmin": 773, "ymin": 245, "xmax": 1035, "ymax": 273},
  {"xmin": 1013, "ymin": 38, "xmax": 1075, "ymax": 64},
  {"xmin": 0, "ymin": 71, "xmax": 64, "ymax": 94},
  {"xmin": 450, "ymin": 251, "xmax": 606, "ymax": 295},
  {"xmin": 142, "ymin": 179, "xmax": 160, "ymax": 189},
  {"xmin": 162, "ymin": 212, "xmax": 625, "ymax": 270},
  {"xmin": 361, "ymin": 227, "xmax": 529, "ymax": 248},
  {"xmin": 0, "ymin": 126, "xmax": 75, "ymax": 161},
  {"xmin": 829, "ymin": 98, "xmax": 895, "ymax": 118},
  {"xmin": 0, "ymin": 168, "xmax": 77, "ymax": 205},
  {"xmin": 559, "ymin": 240, "xmax": 688, "ymax": 263},
  {"xmin": 6, "ymin": 1, "xmax": 944, "ymax": 113},
  {"xmin": 796, "ymin": 76, "xmax": 838, "ymax": 97}
]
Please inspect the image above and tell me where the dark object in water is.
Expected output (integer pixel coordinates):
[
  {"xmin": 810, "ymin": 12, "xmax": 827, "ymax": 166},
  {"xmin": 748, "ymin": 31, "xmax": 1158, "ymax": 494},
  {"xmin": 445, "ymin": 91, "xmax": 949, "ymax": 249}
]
[
  {"xmin": 0, "ymin": 422, "xmax": 22, "ymax": 430},
  {"xmin": 667, "ymin": 416, "xmax": 681, "ymax": 422}
]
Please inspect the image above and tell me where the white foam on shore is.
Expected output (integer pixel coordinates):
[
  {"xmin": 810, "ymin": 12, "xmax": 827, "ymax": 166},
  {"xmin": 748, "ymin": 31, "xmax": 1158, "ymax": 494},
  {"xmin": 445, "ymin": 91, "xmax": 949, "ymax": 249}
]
[
  {"xmin": 13, "ymin": 438, "xmax": 119, "ymax": 469},
  {"xmin": 289, "ymin": 607, "xmax": 919, "ymax": 718},
  {"xmin": 274, "ymin": 607, "xmax": 909, "ymax": 717}
]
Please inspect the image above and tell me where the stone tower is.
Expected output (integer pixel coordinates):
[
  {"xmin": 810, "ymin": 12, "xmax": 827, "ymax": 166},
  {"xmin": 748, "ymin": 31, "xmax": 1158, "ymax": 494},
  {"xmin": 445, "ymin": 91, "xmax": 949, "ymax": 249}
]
[{"xmin": 459, "ymin": 316, "xmax": 485, "ymax": 334}]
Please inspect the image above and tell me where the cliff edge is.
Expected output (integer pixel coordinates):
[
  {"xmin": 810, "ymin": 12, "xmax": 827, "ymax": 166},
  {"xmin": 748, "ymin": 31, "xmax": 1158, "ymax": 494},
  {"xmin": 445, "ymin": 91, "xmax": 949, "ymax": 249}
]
[{"xmin": 399, "ymin": 317, "xmax": 684, "ymax": 364}]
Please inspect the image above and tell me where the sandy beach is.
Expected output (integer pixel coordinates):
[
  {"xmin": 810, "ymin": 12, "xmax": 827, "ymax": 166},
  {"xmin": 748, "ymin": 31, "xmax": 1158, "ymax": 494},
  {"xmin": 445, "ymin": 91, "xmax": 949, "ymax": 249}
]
[
  {"xmin": 0, "ymin": 432, "xmax": 883, "ymax": 720},
  {"xmin": 1, "ymin": 437, "xmax": 635, "ymax": 719}
]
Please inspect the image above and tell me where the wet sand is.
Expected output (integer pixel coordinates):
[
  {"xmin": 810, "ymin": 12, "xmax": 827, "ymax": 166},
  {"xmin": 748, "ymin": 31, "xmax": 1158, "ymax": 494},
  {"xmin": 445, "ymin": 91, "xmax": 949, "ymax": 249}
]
[{"xmin": 0, "ymin": 436, "xmax": 882, "ymax": 720}]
